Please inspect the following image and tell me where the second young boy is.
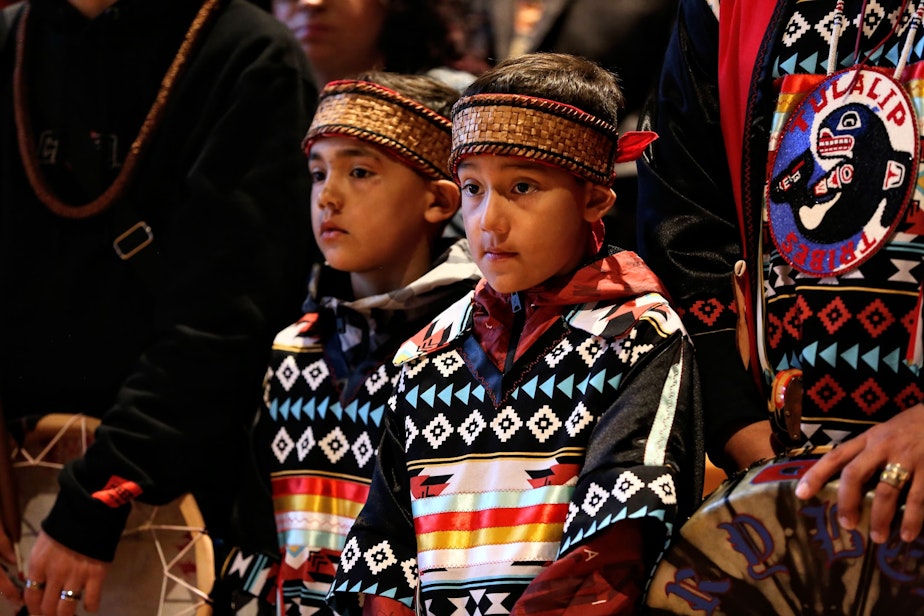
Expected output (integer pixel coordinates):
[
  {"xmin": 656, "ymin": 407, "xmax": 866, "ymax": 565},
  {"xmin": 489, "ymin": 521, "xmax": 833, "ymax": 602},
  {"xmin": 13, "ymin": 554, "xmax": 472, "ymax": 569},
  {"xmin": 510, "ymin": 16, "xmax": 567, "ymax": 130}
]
[{"xmin": 251, "ymin": 73, "xmax": 481, "ymax": 614}]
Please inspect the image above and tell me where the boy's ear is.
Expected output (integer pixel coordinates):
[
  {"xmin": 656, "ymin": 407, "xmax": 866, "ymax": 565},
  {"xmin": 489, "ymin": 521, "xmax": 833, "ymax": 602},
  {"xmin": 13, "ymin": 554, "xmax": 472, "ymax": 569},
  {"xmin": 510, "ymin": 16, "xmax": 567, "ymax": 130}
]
[
  {"xmin": 424, "ymin": 179, "xmax": 461, "ymax": 224},
  {"xmin": 583, "ymin": 183, "xmax": 616, "ymax": 223}
]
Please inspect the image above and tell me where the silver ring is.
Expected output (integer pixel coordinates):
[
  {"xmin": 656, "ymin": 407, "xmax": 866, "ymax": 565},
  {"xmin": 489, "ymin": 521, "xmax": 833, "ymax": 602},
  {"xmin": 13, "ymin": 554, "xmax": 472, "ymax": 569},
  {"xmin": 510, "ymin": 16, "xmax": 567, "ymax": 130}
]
[
  {"xmin": 23, "ymin": 579, "xmax": 45, "ymax": 591},
  {"xmin": 59, "ymin": 589, "xmax": 81, "ymax": 602}
]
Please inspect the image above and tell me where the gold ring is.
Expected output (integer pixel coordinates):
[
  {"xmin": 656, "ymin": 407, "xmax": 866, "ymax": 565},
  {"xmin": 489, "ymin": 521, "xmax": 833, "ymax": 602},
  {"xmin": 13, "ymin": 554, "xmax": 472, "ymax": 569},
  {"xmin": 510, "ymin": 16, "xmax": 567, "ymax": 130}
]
[
  {"xmin": 880, "ymin": 462, "xmax": 912, "ymax": 490},
  {"xmin": 59, "ymin": 589, "xmax": 81, "ymax": 602},
  {"xmin": 23, "ymin": 579, "xmax": 45, "ymax": 591}
]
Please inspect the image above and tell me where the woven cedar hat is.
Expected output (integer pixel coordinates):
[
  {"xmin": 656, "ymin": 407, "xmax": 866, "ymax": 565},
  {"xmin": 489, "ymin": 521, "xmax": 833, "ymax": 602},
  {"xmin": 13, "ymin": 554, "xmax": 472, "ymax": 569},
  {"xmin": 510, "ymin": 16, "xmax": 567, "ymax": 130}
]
[
  {"xmin": 304, "ymin": 80, "xmax": 453, "ymax": 180},
  {"xmin": 449, "ymin": 93, "xmax": 656, "ymax": 185}
]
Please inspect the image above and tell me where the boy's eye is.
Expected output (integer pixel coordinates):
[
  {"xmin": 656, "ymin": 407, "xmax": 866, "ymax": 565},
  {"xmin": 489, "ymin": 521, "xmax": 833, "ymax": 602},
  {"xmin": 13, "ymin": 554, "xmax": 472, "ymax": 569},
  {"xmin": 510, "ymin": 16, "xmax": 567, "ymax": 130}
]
[
  {"xmin": 461, "ymin": 183, "xmax": 482, "ymax": 196},
  {"xmin": 513, "ymin": 182, "xmax": 534, "ymax": 194},
  {"xmin": 351, "ymin": 167, "xmax": 374, "ymax": 179},
  {"xmin": 309, "ymin": 169, "xmax": 326, "ymax": 183}
]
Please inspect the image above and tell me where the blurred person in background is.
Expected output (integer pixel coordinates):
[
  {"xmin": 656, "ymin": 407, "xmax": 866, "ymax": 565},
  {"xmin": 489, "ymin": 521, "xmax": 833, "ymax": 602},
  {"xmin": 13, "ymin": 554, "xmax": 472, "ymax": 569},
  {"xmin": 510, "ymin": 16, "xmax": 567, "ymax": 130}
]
[
  {"xmin": 270, "ymin": 0, "xmax": 472, "ymax": 91},
  {"xmin": 0, "ymin": 0, "xmax": 315, "ymax": 614}
]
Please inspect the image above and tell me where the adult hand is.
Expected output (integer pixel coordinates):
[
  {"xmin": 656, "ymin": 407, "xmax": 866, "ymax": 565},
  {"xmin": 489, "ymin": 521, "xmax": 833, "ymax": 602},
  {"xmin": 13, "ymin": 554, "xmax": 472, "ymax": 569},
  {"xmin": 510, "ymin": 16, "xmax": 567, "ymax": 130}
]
[
  {"xmin": 23, "ymin": 531, "xmax": 110, "ymax": 616},
  {"xmin": 795, "ymin": 403, "xmax": 924, "ymax": 544}
]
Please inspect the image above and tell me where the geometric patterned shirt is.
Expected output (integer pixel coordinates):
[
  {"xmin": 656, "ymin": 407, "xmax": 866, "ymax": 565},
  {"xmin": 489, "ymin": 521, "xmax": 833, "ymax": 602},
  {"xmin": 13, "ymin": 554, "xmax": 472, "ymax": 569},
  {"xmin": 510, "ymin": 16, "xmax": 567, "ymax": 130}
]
[
  {"xmin": 254, "ymin": 240, "xmax": 480, "ymax": 614},
  {"xmin": 328, "ymin": 250, "xmax": 702, "ymax": 615}
]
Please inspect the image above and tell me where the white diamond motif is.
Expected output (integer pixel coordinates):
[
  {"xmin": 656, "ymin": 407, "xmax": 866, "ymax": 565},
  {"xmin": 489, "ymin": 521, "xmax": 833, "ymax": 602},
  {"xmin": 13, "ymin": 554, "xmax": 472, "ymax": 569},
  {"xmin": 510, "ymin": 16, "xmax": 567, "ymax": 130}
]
[
  {"xmin": 491, "ymin": 406, "xmax": 523, "ymax": 442},
  {"xmin": 319, "ymin": 427, "xmax": 350, "ymax": 464},
  {"xmin": 527, "ymin": 405, "xmax": 562, "ymax": 443}
]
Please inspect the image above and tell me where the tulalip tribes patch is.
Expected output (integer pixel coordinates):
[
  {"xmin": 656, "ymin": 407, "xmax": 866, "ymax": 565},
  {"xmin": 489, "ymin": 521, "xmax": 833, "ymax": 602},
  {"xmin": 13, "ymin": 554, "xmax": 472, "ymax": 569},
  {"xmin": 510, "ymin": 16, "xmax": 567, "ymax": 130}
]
[{"xmin": 768, "ymin": 67, "xmax": 918, "ymax": 277}]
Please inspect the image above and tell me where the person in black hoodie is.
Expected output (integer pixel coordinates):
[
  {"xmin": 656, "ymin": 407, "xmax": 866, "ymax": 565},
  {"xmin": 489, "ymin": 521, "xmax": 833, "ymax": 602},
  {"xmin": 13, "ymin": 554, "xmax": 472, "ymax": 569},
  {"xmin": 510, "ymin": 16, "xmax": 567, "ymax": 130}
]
[{"xmin": 0, "ymin": 0, "xmax": 316, "ymax": 613}]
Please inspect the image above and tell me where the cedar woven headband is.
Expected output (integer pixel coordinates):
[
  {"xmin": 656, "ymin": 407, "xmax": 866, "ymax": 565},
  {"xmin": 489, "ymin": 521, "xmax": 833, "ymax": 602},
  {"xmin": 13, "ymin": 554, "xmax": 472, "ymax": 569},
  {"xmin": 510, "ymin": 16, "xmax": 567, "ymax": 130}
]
[
  {"xmin": 304, "ymin": 80, "xmax": 453, "ymax": 180},
  {"xmin": 450, "ymin": 93, "xmax": 621, "ymax": 185}
]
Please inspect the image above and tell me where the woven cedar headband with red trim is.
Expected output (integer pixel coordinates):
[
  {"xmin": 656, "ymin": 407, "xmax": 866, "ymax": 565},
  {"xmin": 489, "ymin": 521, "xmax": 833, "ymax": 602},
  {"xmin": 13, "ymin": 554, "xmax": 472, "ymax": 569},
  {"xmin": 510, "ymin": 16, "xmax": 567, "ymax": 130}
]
[
  {"xmin": 304, "ymin": 80, "xmax": 453, "ymax": 180},
  {"xmin": 450, "ymin": 93, "xmax": 657, "ymax": 185}
]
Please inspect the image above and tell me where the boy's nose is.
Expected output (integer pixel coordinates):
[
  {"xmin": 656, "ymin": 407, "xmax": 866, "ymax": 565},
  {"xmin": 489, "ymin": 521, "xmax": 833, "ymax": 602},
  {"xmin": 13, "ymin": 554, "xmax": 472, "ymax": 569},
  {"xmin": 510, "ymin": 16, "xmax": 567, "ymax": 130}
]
[
  {"xmin": 479, "ymin": 192, "xmax": 509, "ymax": 234},
  {"xmin": 316, "ymin": 183, "xmax": 343, "ymax": 212}
]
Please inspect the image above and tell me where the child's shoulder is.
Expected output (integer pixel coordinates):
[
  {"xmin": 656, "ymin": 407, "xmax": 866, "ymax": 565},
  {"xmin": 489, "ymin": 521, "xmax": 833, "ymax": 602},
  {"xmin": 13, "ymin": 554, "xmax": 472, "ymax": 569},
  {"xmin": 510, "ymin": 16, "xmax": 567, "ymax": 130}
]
[
  {"xmin": 566, "ymin": 291, "xmax": 687, "ymax": 341},
  {"xmin": 393, "ymin": 290, "xmax": 476, "ymax": 365}
]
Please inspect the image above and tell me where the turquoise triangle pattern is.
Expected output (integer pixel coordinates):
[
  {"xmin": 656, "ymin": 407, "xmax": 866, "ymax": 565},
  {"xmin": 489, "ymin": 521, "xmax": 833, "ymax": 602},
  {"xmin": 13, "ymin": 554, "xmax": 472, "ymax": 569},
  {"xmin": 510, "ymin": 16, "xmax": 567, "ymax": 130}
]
[
  {"xmin": 473, "ymin": 385, "xmax": 486, "ymax": 402},
  {"xmin": 379, "ymin": 587, "xmax": 398, "ymax": 599},
  {"xmin": 629, "ymin": 505, "xmax": 649, "ymax": 519},
  {"xmin": 841, "ymin": 344, "xmax": 859, "ymax": 369},
  {"xmin": 585, "ymin": 520, "xmax": 599, "ymax": 536},
  {"xmin": 540, "ymin": 376, "xmax": 556, "ymax": 398},
  {"xmin": 589, "ymin": 370, "xmax": 607, "ymax": 393},
  {"xmin": 421, "ymin": 385, "xmax": 437, "ymax": 408},
  {"xmin": 454, "ymin": 383, "xmax": 471, "ymax": 405},
  {"xmin": 344, "ymin": 400, "xmax": 358, "ymax": 422},
  {"xmin": 370, "ymin": 405, "xmax": 385, "ymax": 426},
  {"xmin": 362, "ymin": 583, "xmax": 379, "ymax": 595},
  {"xmin": 522, "ymin": 376, "xmax": 539, "ymax": 399},
  {"xmin": 438, "ymin": 385, "xmax": 454, "ymax": 406},
  {"xmin": 869, "ymin": 46, "xmax": 884, "ymax": 64},
  {"xmin": 775, "ymin": 356, "xmax": 789, "ymax": 372},
  {"xmin": 577, "ymin": 374, "xmax": 590, "ymax": 395},
  {"xmin": 607, "ymin": 374, "xmax": 622, "ymax": 390},
  {"xmin": 511, "ymin": 388, "xmax": 519, "ymax": 400},
  {"xmin": 798, "ymin": 51, "xmax": 819, "ymax": 73},
  {"xmin": 779, "ymin": 53, "xmax": 798, "ymax": 75},
  {"xmin": 614, "ymin": 507, "xmax": 627, "ymax": 521},
  {"xmin": 916, "ymin": 36, "xmax": 924, "ymax": 58},
  {"xmin": 348, "ymin": 581, "xmax": 362, "ymax": 593},
  {"xmin": 304, "ymin": 397, "xmax": 316, "ymax": 421},
  {"xmin": 279, "ymin": 399, "xmax": 291, "ymax": 421},
  {"xmin": 290, "ymin": 398, "xmax": 303, "ymax": 420},
  {"xmin": 406, "ymin": 385, "xmax": 420, "ymax": 408},
  {"xmin": 819, "ymin": 343, "xmax": 839, "ymax": 367},
  {"xmin": 884, "ymin": 348, "xmax": 901, "ymax": 373},
  {"xmin": 269, "ymin": 399, "xmax": 278, "ymax": 421},
  {"xmin": 802, "ymin": 341, "xmax": 818, "ymax": 367},
  {"xmin": 651, "ymin": 509, "xmax": 666, "ymax": 522},
  {"xmin": 330, "ymin": 401, "xmax": 343, "ymax": 420},
  {"xmin": 317, "ymin": 397, "xmax": 329, "ymax": 419},
  {"xmin": 334, "ymin": 581, "xmax": 349, "ymax": 593},
  {"xmin": 885, "ymin": 41, "xmax": 900, "ymax": 65},
  {"xmin": 358, "ymin": 401, "xmax": 371, "ymax": 424},
  {"xmin": 557, "ymin": 375, "xmax": 575, "ymax": 398},
  {"xmin": 861, "ymin": 347, "xmax": 880, "ymax": 370}
]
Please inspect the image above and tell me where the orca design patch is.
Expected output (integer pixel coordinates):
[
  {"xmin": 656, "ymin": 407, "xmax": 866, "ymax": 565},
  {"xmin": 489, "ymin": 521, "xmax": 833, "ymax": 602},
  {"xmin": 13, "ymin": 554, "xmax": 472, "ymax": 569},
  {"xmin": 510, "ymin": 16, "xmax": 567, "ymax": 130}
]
[{"xmin": 767, "ymin": 67, "xmax": 918, "ymax": 276}]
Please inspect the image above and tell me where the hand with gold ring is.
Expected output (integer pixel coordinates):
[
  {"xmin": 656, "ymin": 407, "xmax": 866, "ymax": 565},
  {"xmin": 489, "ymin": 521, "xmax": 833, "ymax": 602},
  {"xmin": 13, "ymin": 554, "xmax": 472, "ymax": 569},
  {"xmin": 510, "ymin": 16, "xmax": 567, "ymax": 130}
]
[
  {"xmin": 796, "ymin": 403, "xmax": 924, "ymax": 544},
  {"xmin": 879, "ymin": 462, "xmax": 911, "ymax": 490},
  {"xmin": 24, "ymin": 530, "xmax": 109, "ymax": 616}
]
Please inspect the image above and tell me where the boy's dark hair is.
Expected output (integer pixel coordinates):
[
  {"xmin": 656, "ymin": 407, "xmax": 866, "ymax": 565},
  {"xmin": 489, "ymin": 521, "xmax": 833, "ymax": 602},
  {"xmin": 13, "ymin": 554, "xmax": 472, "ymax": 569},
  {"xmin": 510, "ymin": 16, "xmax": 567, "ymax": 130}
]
[
  {"xmin": 354, "ymin": 70, "xmax": 461, "ymax": 119},
  {"xmin": 462, "ymin": 52, "xmax": 625, "ymax": 126}
]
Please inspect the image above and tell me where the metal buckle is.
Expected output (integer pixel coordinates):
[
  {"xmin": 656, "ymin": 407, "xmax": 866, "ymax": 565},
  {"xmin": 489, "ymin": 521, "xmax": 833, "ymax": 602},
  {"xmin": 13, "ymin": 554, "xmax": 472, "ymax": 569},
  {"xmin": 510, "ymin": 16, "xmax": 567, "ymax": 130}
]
[{"xmin": 113, "ymin": 221, "xmax": 154, "ymax": 260}]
